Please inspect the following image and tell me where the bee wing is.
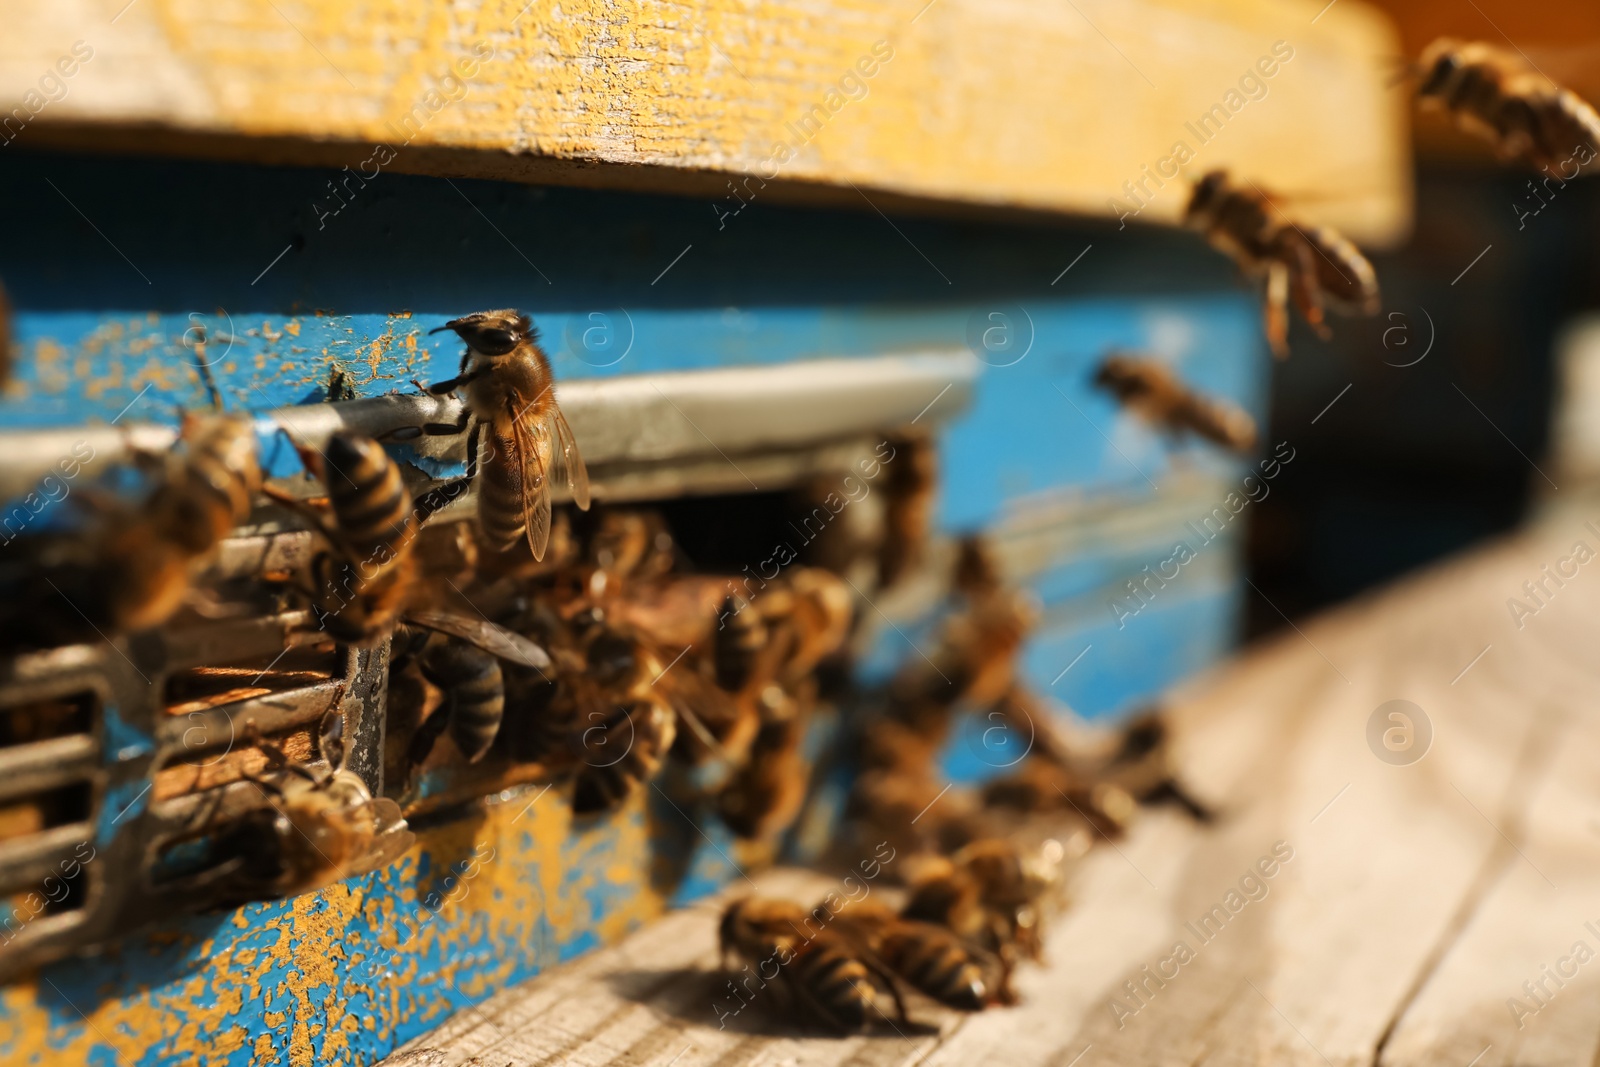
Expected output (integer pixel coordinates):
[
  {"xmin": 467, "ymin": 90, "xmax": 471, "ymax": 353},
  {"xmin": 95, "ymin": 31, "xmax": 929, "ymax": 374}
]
[
  {"xmin": 548, "ymin": 404, "xmax": 591, "ymax": 511},
  {"xmin": 509, "ymin": 402, "xmax": 553, "ymax": 562},
  {"xmin": 402, "ymin": 610, "xmax": 552, "ymax": 670}
]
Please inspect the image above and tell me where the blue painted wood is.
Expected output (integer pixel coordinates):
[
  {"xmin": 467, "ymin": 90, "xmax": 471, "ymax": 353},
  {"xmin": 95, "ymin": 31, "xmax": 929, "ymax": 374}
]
[{"xmin": 0, "ymin": 153, "xmax": 1270, "ymax": 1065}]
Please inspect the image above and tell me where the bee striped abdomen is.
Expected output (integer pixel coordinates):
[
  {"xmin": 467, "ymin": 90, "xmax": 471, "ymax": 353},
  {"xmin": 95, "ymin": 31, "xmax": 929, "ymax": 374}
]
[
  {"xmin": 791, "ymin": 943, "xmax": 876, "ymax": 1031},
  {"xmin": 883, "ymin": 928, "xmax": 987, "ymax": 1011},
  {"xmin": 325, "ymin": 433, "xmax": 415, "ymax": 563},
  {"xmin": 479, "ymin": 433, "xmax": 527, "ymax": 550},
  {"xmin": 422, "ymin": 642, "xmax": 506, "ymax": 763}
]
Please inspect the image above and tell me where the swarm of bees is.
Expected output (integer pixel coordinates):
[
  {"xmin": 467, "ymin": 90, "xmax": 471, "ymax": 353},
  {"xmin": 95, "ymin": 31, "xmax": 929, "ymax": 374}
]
[
  {"xmin": 706, "ymin": 536, "xmax": 1216, "ymax": 1032},
  {"xmin": 1183, "ymin": 38, "xmax": 1600, "ymax": 360},
  {"xmin": 0, "ymin": 308, "xmax": 866, "ymax": 909}
]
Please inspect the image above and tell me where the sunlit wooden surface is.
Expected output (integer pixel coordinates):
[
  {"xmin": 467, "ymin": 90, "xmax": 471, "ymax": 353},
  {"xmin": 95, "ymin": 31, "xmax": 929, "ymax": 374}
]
[
  {"xmin": 3, "ymin": 0, "xmax": 1410, "ymax": 241},
  {"xmin": 383, "ymin": 498, "xmax": 1600, "ymax": 1065}
]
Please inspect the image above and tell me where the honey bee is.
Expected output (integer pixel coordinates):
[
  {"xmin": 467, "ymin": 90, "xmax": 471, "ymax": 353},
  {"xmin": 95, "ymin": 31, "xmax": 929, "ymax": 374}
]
[
  {"xmin": 718, "ymin": 896, "xmax": 908, "ymax": 1033},
  {"xmin": 901, "ymin": 838, "xmax": 1064, "ymax": 965},
  {"xmin": 1098, "ymin": 709, "xmax": 1214, "ymax": 822},
  {"xmin": 417, "ymin": 310, "xmax": 591, "ymax": 561},
  {"xmin": 833, "ymin": 900, "xmax": 1007, "ymax": 1010},
  {"xmin": 267, "ymin": 431, "xmax": 551, "ymax": 669},
  {"xmin": 713, "ymin": 593, "xmax": 767, "ymax": 694},
  {"xmin": 716, "ymin": 683, "xmax": 808, "ymax": 839},
  {"xmin": 1414, "ymin": 39, "xmax": 1600, "ymax": 171},
  {"xmin": 4, "ymin": 413, "xmax": 261, "ymax": 649},
  {"xmin": 583, "ymin": 508, "xmax": 677, "ymax": 598},
  {"xmin": 878, "ymin": 433, "xmax": 937, "ymax": 590},
  {"xmin": 1093, "ymin": 352, "xmax": 1257, "ymax": 454},
  {"xmin": 220, "ymin": 710, "xmax": 414, "ymax": 900},
  {"xmin": 564, "ymin": 625, "xmax": 687, "ymax": 815},
  {"xmin": 980, "ymin": 758, "xmax": 1138, "ymax": 840},
  {"xmin": 889, "ymin": 586, "xmax": 1038, "ymax": 726},
  {"xmin": 397, "ymin": 635, "xmax": 507, "ymax": 766},
  {"xmin": 1184, "ymin": 169, "xmax": 1379, "ymax": 359}
]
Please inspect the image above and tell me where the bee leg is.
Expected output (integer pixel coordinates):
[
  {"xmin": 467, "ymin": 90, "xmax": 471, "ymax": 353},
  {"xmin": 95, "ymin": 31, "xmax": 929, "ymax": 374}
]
[
  {"xmin": 1281, "ymin": 233, "xmax": 1332, "ymax": 340},
  {"xmin": 261, "ymin": 485, "xmax": 332, "ymax": 529},
  {"xmin": 857, "ymin": 951, "xmax": 912, "ymax": 1027},
  {"xmin": 414, "ymin": 367, "xmax": 488, "ymax": 398},
  {"xmin": 414, "ymin": 421, "xmax": 481, "ymax": 524},
  {"xmin": 1262, "ymin": 261, "xmax": 1291, "ymax": 359}
]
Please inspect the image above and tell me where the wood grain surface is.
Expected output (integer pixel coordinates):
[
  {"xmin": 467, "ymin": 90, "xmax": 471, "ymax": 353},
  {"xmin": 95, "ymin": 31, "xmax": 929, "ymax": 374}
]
[
  {"xmin": 2, "ymin": 0, "xmax": 1410, "ymax": 240},
  {"xmin": 382, "ymin": 498, "xmax": 1600, "ymax": 1065}
]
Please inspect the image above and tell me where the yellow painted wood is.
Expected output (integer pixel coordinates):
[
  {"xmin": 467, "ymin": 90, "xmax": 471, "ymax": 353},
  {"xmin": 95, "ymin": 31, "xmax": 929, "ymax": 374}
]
[{"xmin": 3, "ymin": 0, "xmax": 1410, "ymax": 242}]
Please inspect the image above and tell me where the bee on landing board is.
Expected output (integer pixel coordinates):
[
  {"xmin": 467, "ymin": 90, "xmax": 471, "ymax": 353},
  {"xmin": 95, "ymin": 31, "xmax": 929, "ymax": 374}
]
[
  {"xmin": 901, "ymin": 837, "xmax": 1065, "ymax": 966},
  {"xmin": 216, "ymin": 710, "xmax": 414, "ymax": 901},
  {"xmin": 1097, "ymin": 709, "xmax": 1215, "ymax": 823},
  {"xmin": 1413, "ymin": 39, "xmax": 1600, "ymax": 172},
  {"xmin": 718, "ymin": 896, "xmax": 909, "ymax": 1033},
  {"xmin": 1183, "ymin": 169, "xmax": 1379, "ymax": 359},
  {"xmin": 1093, "ymin": 353, "xmax": 1258, "ymax": 455},
  {"xmin": 832, "ymin": 899, "xmax": 1010, "ymax": 1009},
  {"xmin": 411, "ymin": 310, "xmax": 591, "ymax": 562}
]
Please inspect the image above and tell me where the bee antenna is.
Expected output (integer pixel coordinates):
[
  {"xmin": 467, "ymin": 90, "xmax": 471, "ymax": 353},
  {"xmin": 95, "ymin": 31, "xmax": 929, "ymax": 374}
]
[{"xmin": 427, "ymin": 325, "xmax": 454, "ymax": 335}]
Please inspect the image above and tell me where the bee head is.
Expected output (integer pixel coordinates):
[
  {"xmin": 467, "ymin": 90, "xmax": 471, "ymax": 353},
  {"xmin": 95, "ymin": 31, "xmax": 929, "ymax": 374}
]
[
  {"xmin": 1183, "ymin": 170, "xmax": 1230, "ymax": 227},
  {"xmin": 433, "ymin": 309, "xmax": 535, "ymax": 356},
  {"xmin": 1093, "ymin": 353, "xmax": 1144, "ymax": 398},
  {"xmin": 1416, "ymin": 41, "xmax": 1464, "ymax": 98}
]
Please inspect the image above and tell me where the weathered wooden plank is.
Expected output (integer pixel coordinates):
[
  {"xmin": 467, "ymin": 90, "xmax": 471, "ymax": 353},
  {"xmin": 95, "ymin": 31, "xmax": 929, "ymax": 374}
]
[
  {"xmin": 1379, "ymin": 508, "xmax": 1600, "ymax": 1067},
  {"xmin": 2, "ymin": 0, "xmax": 1410, "ymax": 240},
  {"xmin": 385, "ymin": 513, "xmax": 1600, "ymax": 1065}
]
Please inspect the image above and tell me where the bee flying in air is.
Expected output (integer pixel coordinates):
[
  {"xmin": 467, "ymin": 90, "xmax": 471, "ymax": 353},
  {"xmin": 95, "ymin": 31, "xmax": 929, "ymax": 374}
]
[
  {"xmin": 719, "ymin": 896, "xmax": 908, "ymax": 1033},
  {"xmin": 1184, "ymin": 169, "xmax": 1379, "ymax": 358},
  {"xmin": 1413, "ymin": 39, "xmax": 1600, "ymax": 172},
  {"xmin": 217, "ymin": 710, "xmax": 415, "ymax": 901},
  {"xmin": 414, "ymin": 310, "xmax": 591, "ymax": 562},
  {"xmin": 1094, "ymin": 352, "xmax": 1258, "ymax": 455}
]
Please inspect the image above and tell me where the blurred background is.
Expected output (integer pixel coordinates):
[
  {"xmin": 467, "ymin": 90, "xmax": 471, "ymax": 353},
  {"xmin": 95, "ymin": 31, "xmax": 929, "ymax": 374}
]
[{"xmin": 1245, "ymin": 0, "xmax": 1600, "ymax": 632}]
